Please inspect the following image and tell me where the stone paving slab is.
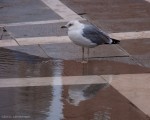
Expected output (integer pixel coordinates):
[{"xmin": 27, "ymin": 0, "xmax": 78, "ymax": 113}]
[
  {"xmin": 4, "ymin": 45, "xmax": 49, "ymax": 58},
  {"xmin": 0, "ymin": 40, "xmax": 18, "ymax": 47},
  {"xmin": 1, "ymin": 46, "xmax": 149, "ymax": 79},
  {"xmin": 16, "ymin": 36, "xmax": 70, "ymax": 46},
  {"xmin": 41, "ymin": 0, "xmax": 84, "ymax": 21},
  {"xmin": 0, "ymin": 0, "xmax": 150, "ymax": 119},
  {"xmin": 5, "ymin": 22, "xmax": 67, "ymax": 39},
  {"xmin": 120, "ymin": 39, "xmax": 150, "ymax": 56},
  {"xmin": 63, "ymin": 58, "xmax": 150, "ymax": 76},
  {"xmin": 0, "ymin": 75, "xmax": 106, "ymax": 87},
  {"xmin": 0, "ymin": 78, "xmax": 149, "ymax": 120},
  {"xmin": 133, "ymin": 56, "xmax": 150, "ymax": 68},
  {"xmin": 110, "ymin": 31, "xmax": 150, "ymax": 40},
  {"xmin": 102, "ymin": 73, "xmax": 150, "ymax": 116},
  {"xmin": 0, "ymin": 0, "xmax": 62, "ymax": 24},
  {"xmin": 61, "ymin": 0, "xmax": 150, "ymax": 33},
  {"xmin": 40, "ymin": 43, "xmax": 129, "ymax": 60},
  {"xmin": 120, "ymin": 38, "xmax": 150, "ymax": 68}
]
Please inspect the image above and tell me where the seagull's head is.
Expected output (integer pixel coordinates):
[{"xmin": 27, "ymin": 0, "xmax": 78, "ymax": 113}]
[{"xmin": 61, "ymin": 20, "xmax": 83, "ymax": 30}]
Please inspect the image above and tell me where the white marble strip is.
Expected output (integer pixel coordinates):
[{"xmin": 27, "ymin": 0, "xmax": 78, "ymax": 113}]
[
  {"xmin": 0, "ymin": 75, "xmax": 106, "ymax": 87},
  {"xmin": 0, "ymin": 39, "xmax": 18, "ymax": 47},
  {"xmin": 41, "ymin": 0, "xmax": 84, "ymax": 21},
  {"xmin": 0, "ymin": 19, "xmax": 68, "ymax": 27},
  {"xmin": 110, "ymin": 31, "xmax": 150, "ymax": 40},
  {"xmin": 16, "ymin": 36, "xmax": 71, "ymax": 45},
  {"xmin": 14, "ymin": 30, "xmax": 150, "ymax": 45},
  {"xmin": 145, "ymin": 0, "xmax": 150, "ymax": 2},
  {"xmin": 0, "ymin": 30, "xmax": 150, "ymax": 47}
]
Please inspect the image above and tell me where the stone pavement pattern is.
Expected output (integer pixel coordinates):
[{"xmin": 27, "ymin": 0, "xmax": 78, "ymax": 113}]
[{"xmin": 0, "ymin": 0, "xmax": 150, "ymax": 120}]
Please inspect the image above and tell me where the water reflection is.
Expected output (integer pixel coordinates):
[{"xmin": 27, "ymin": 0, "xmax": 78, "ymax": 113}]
[
  {"xmin": 67, "ymin": 83, "xmax": 109, "ymax": 106},
  {"xmin": 0, "ymin": 48, "xmax": 149, "ymax": 120},
  {"xmin": 46, "ymin": 60, "xmax": 64, "ymax": 120},
  {"xmin": 93, "ymin": 108, "xmax": 111, "ymax": 120},
  {"xmin": 0, "ymin": 47, "xmax": 149, "ymax": 78}
]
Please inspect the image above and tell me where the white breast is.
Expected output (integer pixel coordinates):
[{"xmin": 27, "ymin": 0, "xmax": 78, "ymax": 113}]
[{"xmin": 68, "ymin": 28, "xmax": 96, "ymax": 47}]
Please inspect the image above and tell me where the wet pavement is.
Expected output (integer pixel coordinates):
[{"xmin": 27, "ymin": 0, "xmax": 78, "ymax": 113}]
[
  {"xmin": 61, "ymin": 0, "xmax": 150, "ymax": 32},
  {"xmin": 0, "ymin": 0, "xmax": 150, "ymax": 120},
  {"xmin": 0, "ymin": 0, "xmax": 62, "ymax": 24},
  {"xmin": 0, "ymin": 85, "xmax": 149, "ymax": 120}
]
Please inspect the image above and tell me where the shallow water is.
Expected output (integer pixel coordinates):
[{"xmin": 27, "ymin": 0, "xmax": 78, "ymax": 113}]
[
  {"xmin": 0, "ymin": 48, "xmax": 149, "ymax": 78},
  {"xmin": 0, "ymin": 47, "xmax": 149, "ymax": 120}
]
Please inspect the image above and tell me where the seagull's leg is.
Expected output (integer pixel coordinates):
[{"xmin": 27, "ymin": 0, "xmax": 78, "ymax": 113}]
[
  {"xmin": 87, "ymin": 47, "xmax": 89, "ymax": 62},
  {"xmin": 82, "ymin": 46, "xmax": 84, "ymax": 61},
  {"xmin": 81, "ymin": 47, "xmax": 88, "ymax": 63}
]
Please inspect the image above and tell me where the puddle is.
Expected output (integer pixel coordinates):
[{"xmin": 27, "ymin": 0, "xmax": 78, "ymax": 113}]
[
  {"xmin": 0, "ymin": 85, "xmax": 149, "ymax": 120},
  {"xmin": 0, "ymin": 47, "xmax": 62, "ymax": 78},
  {"xmin": 0, "ymin": 47, "xmax": 149, "ymax": 78},
  {"xmin": 0, "ymin": 47, "xmax": 149, "ymax": 120}
]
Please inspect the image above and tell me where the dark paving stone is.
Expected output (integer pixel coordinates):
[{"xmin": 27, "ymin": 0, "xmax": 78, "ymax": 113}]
[
  {"xmin": 63, "ymin": 58, "xmax": 150, "ymax": 76},
  {"xmin": 0, "ymin": 0, "xmax": 62, "ymax": 24},
  {"xmin": 6, "ymin": 22, "xmax": 67, "ymax": 38},
  {"xmin": 120, "ymin": 39, "xmax": 150, "ymax": 68},
  {"xmin": 61, "ymin": 0, "xmax": 150, "ymax": 32},
  {"xmin": 0, "ymin": 85, "xmax": 149, "ymax": 120},
  {"xmin": 120, "ymin": 39, "xmax": 150, "ymax": 56}
]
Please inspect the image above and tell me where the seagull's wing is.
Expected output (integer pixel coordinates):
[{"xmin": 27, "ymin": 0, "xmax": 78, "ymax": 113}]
[{"xmin": 82, "ymin": 25, "xmax": 111, "ymax": 45}]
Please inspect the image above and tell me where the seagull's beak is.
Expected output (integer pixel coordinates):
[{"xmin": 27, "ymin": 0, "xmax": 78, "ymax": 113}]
[{"xmin": 61, "ymin": 25, "xmax": 67, "ymax": 28}]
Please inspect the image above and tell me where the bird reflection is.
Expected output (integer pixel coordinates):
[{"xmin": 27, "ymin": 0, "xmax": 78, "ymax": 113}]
[{"xmin": 67, "ymin": 83, "xmax": 110, "ymax": 106}]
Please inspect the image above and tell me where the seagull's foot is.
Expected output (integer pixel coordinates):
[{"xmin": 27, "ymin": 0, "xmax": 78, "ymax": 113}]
[
  {"xmin": 75, "ymin": 59, "xmax": 88, "ymax": 63},
  {"xmin": 81, "ymin": 60, "xmax": 88, "ymax": 64}
]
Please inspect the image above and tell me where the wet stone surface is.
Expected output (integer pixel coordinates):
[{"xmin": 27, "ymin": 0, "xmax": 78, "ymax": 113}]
[
  {"xmin": 5, "ymin": 22, "xmax": 67, "ymax": 38},
  {"xmin": 0, "ymin": 47, "xmax": 149, "ymax": 78},
  {"xmin": 120, "ymin": 38, "xmax": 150, "ymax": 68},
  {"xmin": 4, "ymin": 45, "xmax": 49, "ymax": 58},
  {"xmin": 0, "ymin": 0, "xmax": 62, "ymax": 24},
  {"xmin": 40, "ymin": 43, "xmax": 129, "ymax": 60},
  {"xmin": 0, "ymin": 85, "xmax": 149, "ymax": 120},
  {"xmin": 61, "ymin": 0, "xmax": 150, "ymax": 32},
  {"xmin": 0, "ymin": 0, "xmax": 150, "ymax": 119}
]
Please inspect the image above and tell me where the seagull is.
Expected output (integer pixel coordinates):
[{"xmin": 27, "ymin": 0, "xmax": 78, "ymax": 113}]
[{"xmin": 61, "ymin": 20, "xmax": 120, "ymax": 62}]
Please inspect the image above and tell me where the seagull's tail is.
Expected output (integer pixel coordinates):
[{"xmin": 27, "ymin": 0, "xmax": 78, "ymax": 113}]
[{"xmin": 111, "ymin": 38, "xmax": 120, "ymax": 44}]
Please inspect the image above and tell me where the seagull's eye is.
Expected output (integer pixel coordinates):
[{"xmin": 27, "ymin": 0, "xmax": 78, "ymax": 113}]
[{"xmin": 68, "ymin": 23, "xmax": 73, "ymax": 27}]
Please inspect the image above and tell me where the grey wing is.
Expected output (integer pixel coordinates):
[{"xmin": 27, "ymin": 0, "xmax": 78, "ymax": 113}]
[{"xmin": 82, "ymin": 25, "xmax": 111, "ymax": 45}]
